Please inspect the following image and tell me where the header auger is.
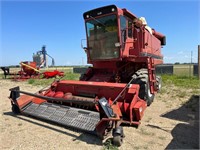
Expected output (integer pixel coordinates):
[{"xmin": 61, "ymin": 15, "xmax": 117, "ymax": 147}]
[{"xmin": 9, "ymin": 5, "xmax": 165, "ymax": 146}]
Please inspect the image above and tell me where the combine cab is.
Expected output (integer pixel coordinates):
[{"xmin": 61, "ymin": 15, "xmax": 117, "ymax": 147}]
[{"xmin": 9, "ymin": 5, "xmax": 165, "ymax": 146}]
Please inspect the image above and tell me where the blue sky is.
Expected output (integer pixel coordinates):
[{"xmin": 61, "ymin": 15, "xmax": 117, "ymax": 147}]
[{"xmin": 1, "ymin": 0, "xmax": 199, "ymax": 66}]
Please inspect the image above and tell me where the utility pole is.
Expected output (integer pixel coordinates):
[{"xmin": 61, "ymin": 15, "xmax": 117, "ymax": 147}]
[
  {"xmin": 190, "ymin": 51, "xmax": 192, "ymax": 77},
  {"xmin": 198, "ymin": 45, "xmax": 200, "ymax": 79},
  {"xmin": 82, "ymin": 57, "xmax": 84, "ymax": 66}
]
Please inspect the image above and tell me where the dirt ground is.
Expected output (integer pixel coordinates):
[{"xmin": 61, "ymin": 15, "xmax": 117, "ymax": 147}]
[{"xmin": 0, "ymin": 79, "xmax": 199, "ymax": 150}]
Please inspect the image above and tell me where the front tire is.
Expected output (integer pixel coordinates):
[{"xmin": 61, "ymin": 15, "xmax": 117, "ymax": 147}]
[
  {"xmin": 112, "ymin": 126, "xmax": 124, "ymax": 147},
  {"xmin": 132, "ymin": 68, "xmax": 155, "ymax": 106},
  {"xmin": 156, "ymin": 76, "xmax": 162, "ymax": 92},
  {"xmin": 145, "ymin": 81, "xmax": 155, "ymax": 105},
  {"xmin": 112, "ymin": 135, "xmax": 123, "ymax": 147}
]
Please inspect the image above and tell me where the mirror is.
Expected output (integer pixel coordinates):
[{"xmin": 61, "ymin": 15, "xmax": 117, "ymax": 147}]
[{"xmin": 81, "ymin": 39, "xmax": 87, "ymax": 52}]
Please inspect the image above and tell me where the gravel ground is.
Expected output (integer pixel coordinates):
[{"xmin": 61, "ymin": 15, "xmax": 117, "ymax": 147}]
[{"xmin": 0, "ymin": 79, "xmax": 199, "ymax": 150}]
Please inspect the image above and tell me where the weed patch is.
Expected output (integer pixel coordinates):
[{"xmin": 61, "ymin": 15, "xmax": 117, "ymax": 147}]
[
  {"xmin": 158, "ymin": 136, "xmax": 166, "ymax": 140},
  {"xmin": 176, "ymin": 91, "xmax": 187, "ymax": 98},
  {"xmin": 103, "ymin": 139, "xmax": 118, "ymax": 150},
  {"xmin": 28, "ymin": 79, "xmax": 35, "ymax": 84}
]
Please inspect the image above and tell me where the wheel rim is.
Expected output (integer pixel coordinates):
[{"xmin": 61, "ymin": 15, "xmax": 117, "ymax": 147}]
[
  {"xmin": 147, "ymin": 84, "xmax": 153, "ymax": 97},
  {"xmin": 158, "ymin": 82, "xmax": 161, "ymax": 90}
]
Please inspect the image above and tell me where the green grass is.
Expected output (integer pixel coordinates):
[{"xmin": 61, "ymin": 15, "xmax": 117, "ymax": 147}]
[
  {"xmin": 0, "ymin": 73, "xmax": 5, "ymax": 79},
  {"xmin": 161, "ymin": 75, "xmax": 199, "ymax": 89},
  {"xmin": 176, "ymin": 91, "xmax": 187, "ymax": 98},
  {"xmin": 28, "ymin": 78, "xmax": 35, "ymax": 84},
  {"xmin": 103, "ymin": 139, "xmax": 118, "ymax": 150},
  {"xmin": 62, "ymin": 72, "xmax": 80, "ymax": 80}
]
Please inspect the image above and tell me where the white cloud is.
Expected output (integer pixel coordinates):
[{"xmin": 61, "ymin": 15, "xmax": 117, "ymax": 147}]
[
  {"xmin": 164, "ymin": 56, "xmax": 174, "ymax": 60},
  {"xmin": 177, "ymin": 51, "xmax": 184, "ymax": 55},
  {"xmin": 184, "ymin": 55, "xmax": 189, "ymax": 58}
]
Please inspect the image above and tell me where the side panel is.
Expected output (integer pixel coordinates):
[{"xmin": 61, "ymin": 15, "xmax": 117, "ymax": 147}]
[{"xmin": 142, "ymin": 30, "xmax": 162, "ymax": 57}]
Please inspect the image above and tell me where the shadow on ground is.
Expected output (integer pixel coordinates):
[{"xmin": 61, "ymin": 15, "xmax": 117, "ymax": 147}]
[
  {"xmin": 3, "ymin": 112, "xmax": 102, "ymax": 146},
  {"xmin": 161, "ymin": 95, "xmax": 199, "ymax": 149}
]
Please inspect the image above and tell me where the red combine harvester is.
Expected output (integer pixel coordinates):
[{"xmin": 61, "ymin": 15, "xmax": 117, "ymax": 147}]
[{"xmin": 9, "ymin": 5, "xmax": 165, "ymax": 146}]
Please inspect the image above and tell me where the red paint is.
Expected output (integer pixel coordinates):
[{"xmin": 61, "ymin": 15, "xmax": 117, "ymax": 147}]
[
  {"xmin": 21, "ymin": 61, "xmax": 37, "ymax": 76},
  {"xmin": 42, "ymin": 70, "xmax": 64, "ymax": 78}
]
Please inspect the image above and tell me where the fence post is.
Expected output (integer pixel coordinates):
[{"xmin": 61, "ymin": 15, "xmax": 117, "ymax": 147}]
[{"xmin": 198, "ymin": 45, "xmax": 200, "ymax": 79}]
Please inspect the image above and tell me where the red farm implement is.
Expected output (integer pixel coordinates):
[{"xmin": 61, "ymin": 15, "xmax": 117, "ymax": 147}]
[
  {"xmin": 9, "ymin": 5, "xmax": 165, "ymax": 146},
  {"xmin": 1, "ymin": 61, "xmax": 64, "ymax": 80},
  {"xmin": 42, "ymin": 70, "xmax": 64, "ymax": 79}
]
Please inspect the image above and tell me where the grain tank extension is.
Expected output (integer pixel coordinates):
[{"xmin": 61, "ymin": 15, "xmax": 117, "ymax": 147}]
[{"xmin": 9, "ymin": 5, "xmax": 166, "ymax": 146}]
